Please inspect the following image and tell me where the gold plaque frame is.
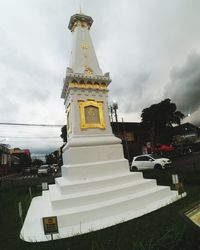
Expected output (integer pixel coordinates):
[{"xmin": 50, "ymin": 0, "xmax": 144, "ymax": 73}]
[
  {"xmin": 79, "ymin": 100, "xmax": 105, "ymax": 129},
  {"xmin": 183, "ymin": 201, "xmax": 200, "ymax": 229}
]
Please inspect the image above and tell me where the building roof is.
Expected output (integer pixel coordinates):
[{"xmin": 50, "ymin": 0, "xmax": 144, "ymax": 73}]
[
  {"xmin": 171, "ymin": 122, "xmax": 199, "ymax": 135},
  {"xmin": 111, "ymin": 122, "xmax": 146, "ymax": 132},
  {"xmin": 0, "ymin": 144, "xmax": 10, "ymax": 154}
]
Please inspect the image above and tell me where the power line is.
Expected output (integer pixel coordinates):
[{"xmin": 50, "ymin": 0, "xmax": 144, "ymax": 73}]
[
  {"xmin": 0, "ymin": 136, "xmax": 61, "ymax": 139},
  {"xmin": 5, "ymin": 140, "xmax": 62, "ymax": 142},
  {"xmin": 0, "ymin": 122, "xmax": 63, "ymax": 127}
]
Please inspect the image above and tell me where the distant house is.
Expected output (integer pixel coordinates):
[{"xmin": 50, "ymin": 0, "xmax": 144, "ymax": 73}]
[
  {"xmin": 0, "ymin": 145, "xmax": 29, "ymax": 176},
  {"xmin": 0, "ymin": 144, "xmax": 11, "ymax": 176},
  {"xmin": 9, "ymin": 148, "xmax": 31, "ymax": 172},
  {"xmin": 111, "ymin": 122, "xmax": 150, "ymax": 163},
  {"xmin": 171, "ymin": 122, "xmax": 199, "ymax": 145}
]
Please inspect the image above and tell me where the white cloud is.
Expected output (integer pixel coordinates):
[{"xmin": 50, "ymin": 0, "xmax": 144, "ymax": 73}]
[{"xmin": 164, "ymin": 51, "xmax": 200, "ymax": 126}]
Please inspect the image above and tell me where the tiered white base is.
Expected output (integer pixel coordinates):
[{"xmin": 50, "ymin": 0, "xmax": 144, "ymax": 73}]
[{"xmin": 20, "ymin": 136, "xmax": 185, "ymax": 242}]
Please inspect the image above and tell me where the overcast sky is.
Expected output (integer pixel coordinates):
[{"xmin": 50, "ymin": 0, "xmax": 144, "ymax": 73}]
[{"xmin": 0, "ymin": 0, "xmax": 200, "ymax": 155}]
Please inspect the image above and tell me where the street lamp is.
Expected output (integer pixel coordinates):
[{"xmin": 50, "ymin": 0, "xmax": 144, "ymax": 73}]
[{"xmin": 111, "ymin": 100, "xmax": 118, "ymax": 122}]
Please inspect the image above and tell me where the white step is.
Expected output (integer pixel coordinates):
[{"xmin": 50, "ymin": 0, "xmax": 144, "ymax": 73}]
[
  {"xmin": 61, "ymin": 159, "xmax": 129, "ymax": 180},
  {"xmin": 52, "ymin": 186, "xmax": 174, "ymax": 228},
  {"xmin": 55, "ymin": 172, "xmax": 144, "ymax": 195},
  {"xmin": 20, "ymin": 182, "xmax": 182, "ymax": 243},
  {"xmin": 57, "ymin": 191, "xmax": 180, "ymax": 239},
  {"xmin": 49, "ymin": 178, "xmax": 157, "ymax": 209}
]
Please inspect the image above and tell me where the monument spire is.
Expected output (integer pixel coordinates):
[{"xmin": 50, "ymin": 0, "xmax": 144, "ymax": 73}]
[
  {"xmin": 61, "ymin": 12, "xmax": 111, "ymax": 99},
  {"xmin": 79, "ymin": 6, "xmax": 83, "ymax": 14},
  {"xmin": 68, "ymin": 12, "xmax": 102, "ymax": 76}
]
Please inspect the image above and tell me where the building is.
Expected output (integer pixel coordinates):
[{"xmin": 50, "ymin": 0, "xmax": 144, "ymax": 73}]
[
  {"xmin": 10, "ymin": 148, "xmax": 31, "ymax": 172},
  {"xmin": 111, "ymin": 122, "xmax": 150, "ymax": 162},
  {"xmin": 0, "ymin": 144, "xmax": 11, "ymax": 176},
  {"xmin": 0, "ymin": 145, "xmax": 22, "ymax": 176},
  {"xmin": 171, "ymin": 122, "xmax": 199, "ymax": 145}
]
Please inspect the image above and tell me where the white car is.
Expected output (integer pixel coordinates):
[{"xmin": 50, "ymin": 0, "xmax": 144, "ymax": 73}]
[
  {"xmin": 131, "ymin": 154, "xmax": 172, "ymax": 171},
  {"xmin": 37, "ymin": 165, "xmax": 51, "ymax": 176}
]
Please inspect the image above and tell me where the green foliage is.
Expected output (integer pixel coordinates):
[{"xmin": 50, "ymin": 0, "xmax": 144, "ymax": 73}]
[
  {"xmin": 141, "ymin": 99, "xmax": 184, "ymax": 144},
  {"xmin": 141, "ymin": 99, "xmax": 184, "ymax": 129},
  {"xmin": 45, "ymin": 150, "xmax": 60, "ymax": 165},
  {"xmin": 32, "ymin": 159, "xmax": 43, "ymax": 166},
  {"xmin": 61, "ymin": 125, "xmax": 67, "ymax": 142}
]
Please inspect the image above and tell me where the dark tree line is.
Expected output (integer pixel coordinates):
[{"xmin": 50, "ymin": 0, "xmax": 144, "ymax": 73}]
[{"xmin": 141, "ymin": 99, "xmax": 184, "ymax": 145}]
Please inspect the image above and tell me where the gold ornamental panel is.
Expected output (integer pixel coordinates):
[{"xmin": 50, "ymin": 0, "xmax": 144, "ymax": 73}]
[
  {"xmin": 81, "ymin": 43, "xmax": 89, "ymax": 49},
  {"xmin": 85, "ymin": 106, "xmax": 100, "ymax": 124},
  {"xmin": 79, "ymin": 100, "xmax": 105, "ymax": 129},
  {"xmin": 69, "ymin": 82, "xmax": 107, "ymax": 90}
]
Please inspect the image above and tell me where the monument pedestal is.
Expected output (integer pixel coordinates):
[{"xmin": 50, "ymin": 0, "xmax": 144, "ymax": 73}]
[{"xmin": 20, "ymin": 134, "xmax": 185, "ymax": 242}]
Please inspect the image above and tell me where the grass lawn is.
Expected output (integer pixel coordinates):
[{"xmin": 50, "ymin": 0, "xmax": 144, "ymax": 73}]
[{"xmin": 0, "ymin": 167, "xmax": 200, "ymax": 250}]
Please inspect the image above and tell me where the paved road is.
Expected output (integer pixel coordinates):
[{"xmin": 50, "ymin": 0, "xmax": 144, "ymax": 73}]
[
  {"xmin": 172, "ymin": 151, "xmax": 200, "ymax": 170},
  {"xmin": 0, "ymin": 172, "xmax": 61, "ymax": 188},
  {"xmin": 1, "ymin": 152, "xmax": 200, "ymax": 188}
]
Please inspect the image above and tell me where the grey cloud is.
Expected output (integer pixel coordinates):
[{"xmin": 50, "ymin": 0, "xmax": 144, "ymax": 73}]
[
  {"xmin": 0, "ymin": 95, "xmax": 20, "ymax": 121},
  {"xmin": 164, "ymin": 52, "xmax": 200, "ymax": 117},
  {"xmin": 184, "ymin": 109, "xmax": 200, "ymax": 127},
  {"xmin": 110, "ymin": 71, "xmax": 151, "ymax": 114},
  {"xmin": 4, "ymin": 78, "xmax": 50, "ymax": 103},
  {"xmin": 1, "ymin": 125, "xmax": 63, "ymax": 156}
]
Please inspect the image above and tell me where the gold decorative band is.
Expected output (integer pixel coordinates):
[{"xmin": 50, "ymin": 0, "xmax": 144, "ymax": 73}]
[{"xmin": 69, "ymin": 82, "xmax": 107, "ymax": 90}]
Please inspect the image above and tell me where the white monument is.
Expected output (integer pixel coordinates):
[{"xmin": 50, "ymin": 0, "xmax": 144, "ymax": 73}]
[{"xmin": 20, "ymin": 12, "xmax": 185, "ymax": 242}]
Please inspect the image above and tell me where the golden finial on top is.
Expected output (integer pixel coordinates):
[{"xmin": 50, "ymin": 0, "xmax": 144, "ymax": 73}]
[{"xmin": 79, "ymin": 6, "xmax": 84, "ymax": 15}]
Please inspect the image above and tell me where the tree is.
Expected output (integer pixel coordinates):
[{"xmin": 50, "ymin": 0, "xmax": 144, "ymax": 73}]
[
  {"xmin": 60, "ymin": 125, "xmax": 67, "ymax": 142},
  {"xmin": 45, "ymin": 154, "xmax": 55, "ymax": 165},
  {"xmin": 32, "ymin": 159, "xmax": 43, "ymax": 166},
  {"xmin": 141, "ymin": 99, "xmax": 184, "ymax": 145},
  {"xmin": 45, "ymin": 150, "xmax": 61, "ymax": 165}
]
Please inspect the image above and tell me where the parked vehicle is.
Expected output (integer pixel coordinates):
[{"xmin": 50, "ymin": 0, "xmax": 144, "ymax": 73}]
[
  {"xmin": 131, "ymin": 154, "xmax": 172, "ymax": 171},
  {"xmin": 23, "ymin": 165, "xmax": 38, "ymax": 175},
  {"xmin": 23, "ymin": 167, "xmax": 32, "ymax": 175},
  {"xmin": 50, "ymin": 164, "xmax": 59, "ymax": 174},
  {"xmin": 37, "ymin": 165, "xmax": 51, "ymax": 176}
]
